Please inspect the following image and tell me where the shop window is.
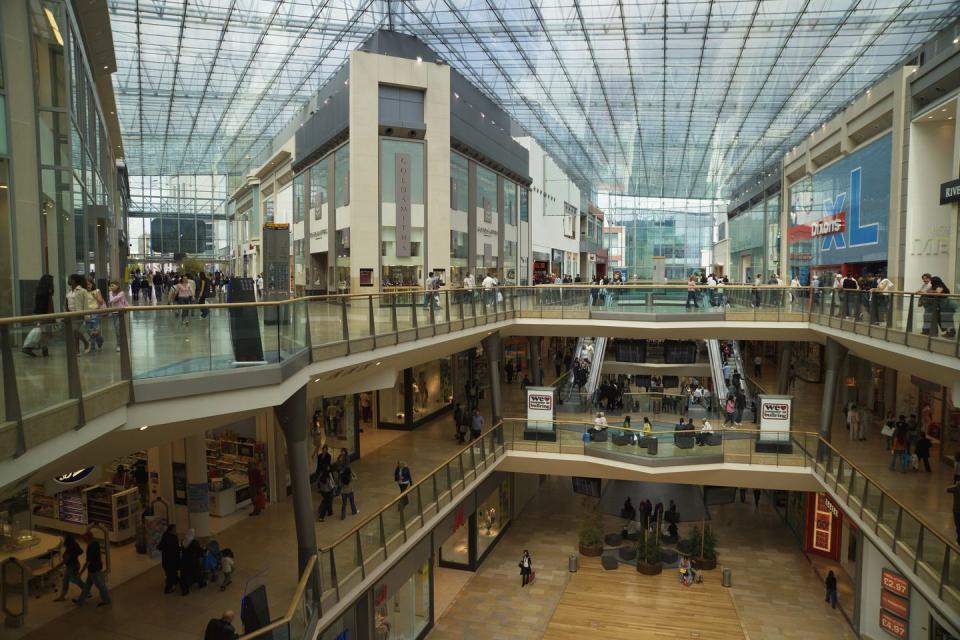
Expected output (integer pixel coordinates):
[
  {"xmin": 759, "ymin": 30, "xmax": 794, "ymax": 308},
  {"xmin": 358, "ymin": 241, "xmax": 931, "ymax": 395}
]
[
  {"xmin": 477, "ymin": 477, "xmax": 511, "ymax": 558},
  {"xmin": 374, "ymin": 560, "xmax": 430, "ymax": 639}
]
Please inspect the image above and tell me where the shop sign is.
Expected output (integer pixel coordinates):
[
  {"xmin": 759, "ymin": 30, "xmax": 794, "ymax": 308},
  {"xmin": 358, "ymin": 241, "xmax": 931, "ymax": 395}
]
[
  {"xmin": 880, "ymin": 610, "xmax": 908, "ymax": 639},
  {"xmin": 55, "ymin": 467, "xmax": 95, "ymax": 485},
  {"xmin": 940, "ymin": 178, "xmax": 960, "ymax": 205},
  {"xmin": 810, "ymin": 213, "xmax": 845, "ymax": 238},
  {"xmin": 812, "ymin": 493, "xmax": 839, "ymax": 554},
  {"xmin": 359, "ymin": 268, "xmax": 374, "ymax": 287},
  {"xmin": 395, "ymin": 152, "xmax": 412, "ymax": 257}
]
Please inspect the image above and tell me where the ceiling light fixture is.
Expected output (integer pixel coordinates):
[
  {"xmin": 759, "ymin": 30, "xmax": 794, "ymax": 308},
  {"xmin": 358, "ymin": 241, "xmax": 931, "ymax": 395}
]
[
  {"xmin": 139, "ymin": 425, "xmax": 148, "ymax": 431},
  {"xmin": 416, "ymin": 56, "xmax": 422, "ymax": 63}
]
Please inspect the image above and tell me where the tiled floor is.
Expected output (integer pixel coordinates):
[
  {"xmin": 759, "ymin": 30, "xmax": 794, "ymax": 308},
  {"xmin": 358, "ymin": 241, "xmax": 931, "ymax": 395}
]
[{"xmin": 430, "ymin": 477, "xmax": 852, "ymax": 640}]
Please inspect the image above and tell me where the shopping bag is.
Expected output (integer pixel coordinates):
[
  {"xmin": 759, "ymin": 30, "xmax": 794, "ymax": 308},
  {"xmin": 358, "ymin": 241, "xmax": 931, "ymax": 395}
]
[
  {"xmin": 528, "ymin": 571, "xmax": 536, "ymax": 585},
  {"xmin": 497, "ymin": 291, "xmax": 504, "ymax": 303},
  {"xmin": 23, "ymin": 327, "xmax": 42, "ymax": 349}
]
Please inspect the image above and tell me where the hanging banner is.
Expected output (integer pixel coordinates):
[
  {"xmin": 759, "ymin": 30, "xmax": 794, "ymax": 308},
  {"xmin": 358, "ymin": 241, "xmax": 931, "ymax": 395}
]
[{"xmin": 395, "ymin": 152, "xmax": 412, "ymax": 257}]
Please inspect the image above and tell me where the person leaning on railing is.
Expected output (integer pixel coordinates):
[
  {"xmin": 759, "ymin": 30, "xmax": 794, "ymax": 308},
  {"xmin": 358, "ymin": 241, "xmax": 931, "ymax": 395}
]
[{"xmin": 927, "ymin": 276, "xmax": 956, "ymax": 338}]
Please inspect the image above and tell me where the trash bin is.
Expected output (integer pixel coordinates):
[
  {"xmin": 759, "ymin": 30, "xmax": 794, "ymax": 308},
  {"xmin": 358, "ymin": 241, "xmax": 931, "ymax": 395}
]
[
  {"xmin": 721, "ymin": 567, "xmax": 732, "ymax": 587},
  {"xmin": 569, "ymin": 553, "xmax": 579, "ymax": 573}
]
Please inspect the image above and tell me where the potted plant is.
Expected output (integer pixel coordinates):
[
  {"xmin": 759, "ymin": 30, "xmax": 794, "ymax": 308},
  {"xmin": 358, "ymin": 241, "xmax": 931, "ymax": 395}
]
[
  {"xmin": 636, "ymin": 526, "xmax": 662, "ymax": 575},
  {"xmin": 690, "ymin": 525, "xmax": 718, "ymax": 570},
  {"xmin": 578, "ymin": 501, "xmax": 603, "ymax": 557}
]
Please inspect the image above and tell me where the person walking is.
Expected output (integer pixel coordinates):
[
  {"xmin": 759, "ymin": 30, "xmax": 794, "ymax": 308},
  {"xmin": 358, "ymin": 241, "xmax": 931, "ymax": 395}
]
[
  {"xmin": 158, "ymin": 524, "xmax": 182, "ymax": 593},
  {"xmin": 197, "ymin": 272, "xmax": 210, "ymax": 319},
  {"xmin": 317, "ymin": 470, "xmax": 335, "ymax": 522},
  {"xmin": 174, "ymin": 275, "xmax": 193, "ymax": 326},
  {"xmin": 470, "ymin": 409, "xmax": 484, "ymax": 441},
  {"xmin": 847, "ymin": 405, "xmax": 862, "ymax": 442},
  {"xmin": 915, "ymin": 432, "xmax": 932, "ymax": 472},
  {"xmin": 753, "ymin": 354, "xmax": 762, "ymax": 378},
  {"xmin": 685, "ymin": 276, "xmax": 699, "ymax": 310},
  {"xmin": 824, "ymin": 570, "xmax": 838, "ymax": 609},
  {"xmin": 394, "ymin": 461, "xmax": 412, "ymax": 509},
  {"xmin": 339, "ymin": 465, "xmax": 358, "ymax": 520},
  {"xmin": 107, "ymin": 281, "xmax": 129, "ymax": 352},
  {"xmin": 315, "ymin": 444, "xmax": 332, "ymax": 478},
  {"xmin": 66, "ymin": 275, "xmax": 92, "ymax": 354},
  {"xmin": 723, "ymin": 394, "xmax": 736, "ymax": 426},
  {"xmin": 180, "ymin": 528, "xmax": 205, "ymax": 595},
  {"xmin": 518, "ymin": 550, "xmax": 534, "ymax": 587},
  {"xmin": 73, "ymin": 535, "xmax": 111, "ymax": 607},
  {"xmin": 219, "ymin": 549, "xmax": 235, "ymax": 591},
  {"xmin": 53, "ymin": 533, "xmax": 84, "ymax": 601}
]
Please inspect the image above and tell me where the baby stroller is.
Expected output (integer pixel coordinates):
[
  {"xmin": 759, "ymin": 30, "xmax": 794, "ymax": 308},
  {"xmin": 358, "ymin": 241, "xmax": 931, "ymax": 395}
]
[{"xmin": 203, "ymin": 540, "xmax": 223, "ymax": 583}]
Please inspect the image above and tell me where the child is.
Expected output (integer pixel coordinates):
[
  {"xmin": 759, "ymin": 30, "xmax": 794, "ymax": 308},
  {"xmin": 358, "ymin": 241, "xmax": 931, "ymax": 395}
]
[
  {"xmin": 220, "ymin": 548, "xmax": 235, "ymax": 591},
  {"xmin": 203, "ymin": 539, "xmax": 222, "ymax": 584}
]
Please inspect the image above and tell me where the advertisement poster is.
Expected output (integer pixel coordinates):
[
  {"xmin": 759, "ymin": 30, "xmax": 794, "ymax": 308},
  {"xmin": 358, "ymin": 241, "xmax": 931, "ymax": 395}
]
[
  {"xmin": 880, "ymin": 568, "xmax": 910, "ymax": 639},
  {"xmin": 526, "ymin": 386, "xmax": 555, "ymax": 436},
  {"xmin": 172, "ymin": 462, "xmax": 187, "ymax": 506},
  {"xmin": 758, "ymin": 395, "xmax": 792, "ymax": 443}
]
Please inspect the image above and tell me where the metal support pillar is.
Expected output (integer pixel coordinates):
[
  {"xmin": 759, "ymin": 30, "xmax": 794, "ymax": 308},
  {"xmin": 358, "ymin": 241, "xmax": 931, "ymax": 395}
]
[
  {"xmin": 819, "ymin": 338, "xmax": 848, "ymax": 443},
  {"xmin": 776, "ymin": 342, "xmax": 793, "ymax": 395},
  {"xmin": 482, "ymin": 332, "xmax": 503, "ymax": 424},
  {"xmin": 276, "ymin": 386, "xmax": 320, "ymax": 579}
]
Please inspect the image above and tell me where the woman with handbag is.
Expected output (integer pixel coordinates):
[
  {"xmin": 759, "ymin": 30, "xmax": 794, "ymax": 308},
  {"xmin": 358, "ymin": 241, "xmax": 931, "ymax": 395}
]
[{"xmin": 518, "ymin": 550, "xmax": 533, "ymax": 587}]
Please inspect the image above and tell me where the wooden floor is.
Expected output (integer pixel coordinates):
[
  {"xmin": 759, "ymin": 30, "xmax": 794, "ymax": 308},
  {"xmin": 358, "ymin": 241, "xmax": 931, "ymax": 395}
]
[{"xmin": 543, "ymin": 557, "xmax": 746, "ymax": 640}]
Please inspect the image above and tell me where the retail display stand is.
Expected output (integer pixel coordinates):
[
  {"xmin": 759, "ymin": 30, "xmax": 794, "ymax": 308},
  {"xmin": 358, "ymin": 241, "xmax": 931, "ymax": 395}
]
[{"xmin": 32, "ymin": 485, "xmax": 141, "ymax": 543}]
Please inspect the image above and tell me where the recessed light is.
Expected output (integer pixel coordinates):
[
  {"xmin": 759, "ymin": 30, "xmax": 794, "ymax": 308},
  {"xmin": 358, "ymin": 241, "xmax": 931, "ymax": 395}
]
[
  {"xmin": 315, "ymin": 378, "xmax": 321, "ymax": 382},
  {"xmin": 103, "ymin": 65, "xmax": 108, "ymax": 70},
  {"xmin": 928, "ymin": 115, "xmax": 933, "ymax": 119},
  {"xmin": 942, "ymin": 109, "xmax": 947, "ymax": 112},
  {"xmin": 376, "ymin": 361, "xmax": 381, "ymax": 366},
  {"xmin": 954, "ymin": 37, "xmax": 959, "ymax": 44},
  {"xmin": 139, "ymin": 425, "xmax": 148, "ymax": 431},
  {"xmin": 416, "ymin": 56, "xmax": 422, "ymax": 63}
]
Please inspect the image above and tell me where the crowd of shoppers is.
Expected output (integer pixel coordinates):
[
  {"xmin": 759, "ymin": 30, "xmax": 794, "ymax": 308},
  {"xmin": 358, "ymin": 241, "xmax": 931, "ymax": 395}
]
[{"xmin": 158, "ymin": 524, "xmax": 235, "ymax": 596}]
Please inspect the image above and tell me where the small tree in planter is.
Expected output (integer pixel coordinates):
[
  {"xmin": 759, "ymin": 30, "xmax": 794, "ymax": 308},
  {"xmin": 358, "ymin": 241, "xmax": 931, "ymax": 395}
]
[
  {"xmin": 688, "ymin": 525, "xmax": 718, "ymax": 570},
  {"xmin": 636, "ymin": 524, "xmax": 662, "ymax": 575},
  {"xmin": 578, "ymin": 499, "xmax": 604, "ymax": 557}
]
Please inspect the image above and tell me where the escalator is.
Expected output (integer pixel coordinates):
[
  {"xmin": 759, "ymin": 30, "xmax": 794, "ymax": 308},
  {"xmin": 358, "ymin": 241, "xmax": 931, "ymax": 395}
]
[
  {"xmin": 557, "ymin": 336, "xmax": 607, "ymax": 411},
  {"xmin": 706, "ymin": 339, "xmax": 729, "ymax": 403},
  {"xmin": 730, "ymin": 340, "xmax": 756, "ymax": 422}
]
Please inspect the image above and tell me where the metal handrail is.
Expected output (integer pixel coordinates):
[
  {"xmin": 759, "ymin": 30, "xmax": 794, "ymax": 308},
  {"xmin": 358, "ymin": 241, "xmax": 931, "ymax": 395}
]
[
  {"xmin": 236, "ymin": 554, "xmax": 317, "ymax": 640},
  {"xmin": 2, "ymin": 285, "xmax": 958, "ymax": 326}
]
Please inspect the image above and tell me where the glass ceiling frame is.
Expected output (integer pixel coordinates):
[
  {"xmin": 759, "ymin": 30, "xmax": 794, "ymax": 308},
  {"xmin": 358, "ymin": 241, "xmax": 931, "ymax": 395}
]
[{"xmin": 109, "ymin": 0, "xmax": 960, "ymax": 199}]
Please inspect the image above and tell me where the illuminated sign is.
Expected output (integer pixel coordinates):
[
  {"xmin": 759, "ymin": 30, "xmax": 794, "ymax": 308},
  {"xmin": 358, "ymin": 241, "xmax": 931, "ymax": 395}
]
[
  {"xmin": 882, "ymin": 569, "xmax": 910, "ymax": 598},
  {"xmin": 880, "ymin": 610, "xmax": 908, "ymax": 639},
  {"xmin": 880, "ymin": 569, "xmax": 910, "ymax": 639},
  {"xmin": 940, "ymin": 177, "xmax": 960, "ymax": 205},
  {"xmin": 55, "ymin": 468, "xmax": 95, "ymax": 484},
  {"xmin": 812, "ymin": 493, "xmax": 837, "ymax": 553}
]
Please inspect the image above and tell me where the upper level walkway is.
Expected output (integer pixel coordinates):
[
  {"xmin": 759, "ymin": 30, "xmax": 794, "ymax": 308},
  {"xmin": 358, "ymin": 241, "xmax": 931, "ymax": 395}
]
[{"xmin": 3, "ymin": 284, "xmax": 959, "ymax": 483}]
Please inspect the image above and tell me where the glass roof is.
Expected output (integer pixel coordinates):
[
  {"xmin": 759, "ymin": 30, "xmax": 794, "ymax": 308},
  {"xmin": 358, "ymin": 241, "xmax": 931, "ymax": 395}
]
[{"xmin": 109, "ymin": 0, "xmax": 960, "ymax": 198}]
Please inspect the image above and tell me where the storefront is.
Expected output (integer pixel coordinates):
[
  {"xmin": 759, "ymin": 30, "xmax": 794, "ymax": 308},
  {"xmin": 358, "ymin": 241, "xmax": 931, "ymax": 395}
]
[
  {"xmin": 312, "ymin": 393, "xmax": 363, "ymax": 460},
  {"xmin": 373, "ymin": 538, "xmax": 432, "ymax": 640},
  {"xmin": 532, "ymin": 251, "xmax": 551, "ymax": 283},
  {"xmin": 437, "ymin": 473, "xmax": 511, "ymax": 570},
  {"xmin": 786, "ymin": 134, "xmax": 892, "ymax": 284},
  {"xmin": 911, "ymin": 376, "xmax": 960, "ymax": 463},
  {"xmin": 379, "ymin": 357, "xmax": 455, "ymax": 430}
]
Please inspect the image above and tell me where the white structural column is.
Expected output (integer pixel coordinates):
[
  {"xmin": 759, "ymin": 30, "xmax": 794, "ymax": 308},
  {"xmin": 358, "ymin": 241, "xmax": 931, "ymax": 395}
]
[{"xmin": 184, "ymin": 433, "xmax": 211, "ymax": 540}]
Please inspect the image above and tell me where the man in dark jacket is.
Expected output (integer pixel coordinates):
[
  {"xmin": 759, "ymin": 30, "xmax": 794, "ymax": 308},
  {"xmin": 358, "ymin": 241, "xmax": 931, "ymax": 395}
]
[
  {"xmin": 158, "ymin": 524, "xmax": 181, "ymax": 593},
  {"xmin": 204, "ymin": 610, "xmax": 239, "ymax": 640},
  {"xmin": 73, "ymin": 535, "xmax": 111, "ymax": 606}
]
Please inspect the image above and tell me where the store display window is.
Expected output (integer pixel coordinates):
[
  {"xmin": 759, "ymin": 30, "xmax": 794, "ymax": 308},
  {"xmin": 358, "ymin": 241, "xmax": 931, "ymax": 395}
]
[
  {"xmin": 476, "ymin": 477, "xmax": 511, "ymax": 559},
  {"xmin": 379, "ymin": 358, "xmax": 454, "ymax": 429},
  {"xmin": 374, "ymin": 560, "xmax": 431, "ymax": 640},
  {"xmin": 438, "ymin": 508, "xmax": 470, "ymax": 567}
]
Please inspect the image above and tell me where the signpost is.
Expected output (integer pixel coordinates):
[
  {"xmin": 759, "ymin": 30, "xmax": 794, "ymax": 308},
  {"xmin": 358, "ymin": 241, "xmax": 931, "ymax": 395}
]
[{"xmin": 524, "ymin": 386, "xmax": 556, "ymax": 442}]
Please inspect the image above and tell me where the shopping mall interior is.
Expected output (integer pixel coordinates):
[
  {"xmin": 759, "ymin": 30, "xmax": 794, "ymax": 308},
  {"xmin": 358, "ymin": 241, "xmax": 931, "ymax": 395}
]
[{"xmin": 2, "ymin": 1, "xmax": 960, "ymax": 639}]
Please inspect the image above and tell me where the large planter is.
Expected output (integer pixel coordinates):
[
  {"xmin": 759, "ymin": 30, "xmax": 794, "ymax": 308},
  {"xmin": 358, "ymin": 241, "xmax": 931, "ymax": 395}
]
[
  {"xmin": 579, "ymin": 543, "xmax": 603, "ymax": 557},
  {"xmin": 636, "ymin": 560, "xmax": 663, "ymax": 575},
  {"xmin": 694, "ymin": 556, "xmax": 717, "ymax": 571}
]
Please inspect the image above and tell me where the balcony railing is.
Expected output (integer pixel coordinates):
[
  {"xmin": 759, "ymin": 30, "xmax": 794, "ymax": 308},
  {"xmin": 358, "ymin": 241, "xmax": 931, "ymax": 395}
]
[
  {"xmin": 1, "ymin": 285, "xmax": 957, "ymax": 459},
  {"xmin": 242, "ymin": 419, "xmax": 960, "ymax": 637}
]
